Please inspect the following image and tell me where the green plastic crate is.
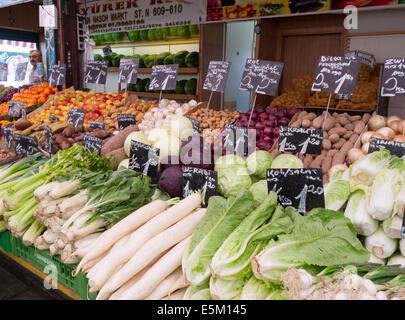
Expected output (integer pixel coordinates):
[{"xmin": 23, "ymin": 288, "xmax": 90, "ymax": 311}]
[
  {"xmin": 0, "ymin": 230, "xmax": 12, "ymax": 253},
  {"xmin": 10, "ymin": 236, "xmax": 95, "ymax": 300}
]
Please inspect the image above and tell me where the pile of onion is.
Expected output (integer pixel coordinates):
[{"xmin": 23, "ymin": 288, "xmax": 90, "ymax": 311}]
[{"xmin": 348, "ymin": 115, "xmax": 405, "ymax": 164}]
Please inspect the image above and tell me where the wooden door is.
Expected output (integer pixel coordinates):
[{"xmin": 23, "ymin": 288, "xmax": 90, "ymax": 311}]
[{"xmin": 280, "ymin": 33, "xmax": 343, "ymax": 93}]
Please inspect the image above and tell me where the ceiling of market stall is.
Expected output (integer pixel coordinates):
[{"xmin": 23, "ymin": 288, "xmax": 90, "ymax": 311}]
[{"xmin": 0, "ymin": 0, "xmax": 33, "ymax": 8}]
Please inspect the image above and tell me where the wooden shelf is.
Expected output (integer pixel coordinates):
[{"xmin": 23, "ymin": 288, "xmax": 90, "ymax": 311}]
[
  {"xmin": 126, "ymin": 91, "xmax": 197, "ymax": 100},
  {"xmin": 94, "ymin": 37, "xmax": 200, "ymax": 49},
  {"xmin": 108, "ymin": 67, "xmax": 198, "ymax": 74}
]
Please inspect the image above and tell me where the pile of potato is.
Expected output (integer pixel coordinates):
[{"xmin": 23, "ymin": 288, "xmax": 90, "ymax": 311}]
[
  {"xmin": 49, "ymin": 125, "xmax": 113, "ymax": 153},
  {"xmin": 187, "ymin": 108, "xmax": 240, "ymax": 133},
  {"xmin": 103, "ymin": 98, "xmax": 158, "ymax": 132},
  {"xmin": 271, "ymin": 110, "xmax": 372, "ymax": 184}
]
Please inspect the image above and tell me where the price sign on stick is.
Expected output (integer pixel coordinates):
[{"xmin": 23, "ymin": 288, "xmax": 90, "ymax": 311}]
[
  {"xmin": 4, "ymin": 124, "xmax": 13, "ymax": 150},
  {"xmin": 345, "ymin": 50, "xmax": 376, "ymax": 68},
  {"xmin": 368, "ymin": 138, "xmax": 405, "ymax": 157},
  {"xmin": 129, "ymin": 141, "xmax": 160, "ymax": 183},
  {"xmin": 203, "ymin": 61, "xmax": 231, "ymax": 93},
  {"xmin": 267, "ymin": 168, "xmax": 325, "ymax": 213},
  {"xmin": 119, "ymin": 59, "xmax": 139, "ymax": 84},
  {"xmin": 0, "ymin": 63, "xmax": 8, "ymax": 82},
  {"xmin": 117, "ymin": 114, "xmax": 136, "ymax": 131},
  {"xmin": 311, "ymin": 56, "xmax": 361, "ymax": 95},
  {"xmin": 185, "ymin": 116, "xmax": 200, "ymax": 133},
  {"xmin": 14, "ymin": 62, "xmax": 28, "ymax": 82},
  {"xmin": 182, "ymin": 166, "xmax": 218, "ymax": 206},
  {"xmin": 14, "ymin": 134, "xmax": 39, "ymax": 155},
  {"xmin": 44, "ymin": 125, "xmax": 53, "ymax": 154},
  {"xmin": 90, "ymin": 121, "xmax": 106, "ymax": 130},
  {"xmin": 85, "ymin": 61, "xmax": 108, "ymax": 85},
  {"xmin": 67, "ymin": 108, "xmax": 86, "ymax": 127},
  {"xmin": 381, "ymin": 58, "xmax": 405, "ymax": 97},
  {"xmin": 149, "ymin": 64, "xmax": 179, "ymax": 91},
  {"xmin": 223, "ymin": 123, "xmax": 253, "ymax": 157},
  {"xmin": 83, "ymin": 134, "xmax": 102, "ymax": 155},
  {"xmin": 278, "ymin": 126, "xmax": 323, "ymax": 155},
  {"xmin": 48, "ymin": 64, "xmax": 66, "ymax": 86},
  {"xmin": 8, "ymin": 101, "xmax": 20, "ymax": 118},
  {"xmin": 49, "ymin": 115, "xmax": 59, "ymax": 122},
  {"xmin": 240, "ymin": 59, "xmax": 284, "ymax": 96}
]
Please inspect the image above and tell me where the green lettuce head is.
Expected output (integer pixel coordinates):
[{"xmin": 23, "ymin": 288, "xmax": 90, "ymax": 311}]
[
  {"xmin": 215, "ymin": 154, "xmax": 246, "ymax": 172},
  {"xmin": 246, "ymin": 150, "xmax": 273, "ymax": 179},
  {"xmin": 271, "ymin": 154, "xmax": 304, "ymax": 169},
  {"xmin": 249, "ymin": 180, "xmax": 268, "ymax": 208},
  {"xmin": 218, "ymin": 165, "xmax": 252, "ymax": 197}
]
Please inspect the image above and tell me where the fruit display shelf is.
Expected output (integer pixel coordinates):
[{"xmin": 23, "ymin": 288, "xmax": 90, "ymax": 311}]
[{"xmin": 94, "ymin": 37, "xmax": 200, "ymax": 49}]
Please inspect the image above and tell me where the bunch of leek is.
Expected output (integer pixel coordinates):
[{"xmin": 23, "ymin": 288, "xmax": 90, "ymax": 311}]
[{"xmin": 33, "ymin": 168, "xmax": 156, "ymax": 264}]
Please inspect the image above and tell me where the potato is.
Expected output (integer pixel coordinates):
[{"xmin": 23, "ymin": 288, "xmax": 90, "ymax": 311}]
[
  {"xmin": 344, "ymin": 123, "xmax": 354, "ymax": 131},
  {"xmin": 333, "ymin": 138, "xmax": 346, "ymax": 149},
  {"xmin": 343, "ymin": 131, "xmax": 353, "ymax": 139},
  {"xmin": 323, "ymin": 117, "xmax": 336, "ymax": 131},
  {"xmin": 329, "ymin": 134, "xmax": 340, "ymax": 144},
  {"xmin": 332, "ymin": 152, "xmax": 346, "ymax": 166},
  {"xmin": 321, "ymin": 156, "xmax": 333, "ymax": 173},
  {"xmin": 322, "ymin": 139, "xmax": 332, "ymax": 150},
  {"xmin": 340, "ymin": 141, "xmax": 354, "ymax": 155},
  {"xmin": 354, "ymin": 121, "xmax": 366, "ymax": 134},
  {"xmin": 338, "ymin": 117, "xmax": 349, "ymax": 126},
  {"xmin": 312, "ymin": 115, "xmax": 324, "ymax": 129},
  {"xmin": 311, "ymin": 155, "xmax": 325, "ymax": 168}
]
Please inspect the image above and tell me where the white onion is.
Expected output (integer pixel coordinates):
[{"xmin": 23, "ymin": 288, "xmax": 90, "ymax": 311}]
[
  {"xmin": 348, "ymin": 148, "xmax": 365, "ymax": 164},
  {"xmin": 369, "ymin": 115, "xmax": 387, "ymax": 131},
  {"xmin": 361, "ymin": 142, "xmax": 370, "ymax": 154},
  {"xmin": 388, "ymin": 120, "xmax": 402, "ymax": 135},
  {"xmin": 361, "ymin": 131, "xmax": 374, "ymax": 145},
  {"xmin": 376, "ymin": 127, "xmax": 396, "ymax": 140},
  {"xmin": 370, "ymin": 133, "xmax": 385, "ymax": 141},
  {"xmin": 387, "ymin": 115, "xmax": 402, "ymax": 125}
]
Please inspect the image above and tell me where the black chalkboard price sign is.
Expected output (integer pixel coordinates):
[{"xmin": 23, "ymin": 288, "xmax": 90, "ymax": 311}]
[
  {"xmin": 203, "ymin": 61, "xmax": 231, "ymax": 93},
  {"xmin": 368, "ymin": 137, "xmax": 405, "ymax": 157},
  {"xmin": 311, "ymin": 56, "xmax": 361, "ymax": 95},
  {"xmin": 267, "ymin": 168, "xmax": 325, "ymax": 213},
  {"xmin": 8, "ymin": 101, "xmax": 20, "ymax": 118},
  {"xmin": 149, "ymin": 64, "xmax": 179, "ymax": 91},
  {"xmin": 278, "ymin": 126, "xmax": 323, "ymax": 155},
  {"xmin": 14, "ymin": 134, "xmax": 39, "ymax": 155},
  {"xmin": 223, "ymin": 123, "xmax": 250, "ymax": 156},
  {"xmin": 67, "ymin": 108, "xmax": 86, "ymax": 127},
  {"xmin": 44, "ymin": 125, "xmax": 52, "ymax": 154},
  {"xmin": 89, "ymin": 121, "xmax": 106, "ymax": 130},
  {"xmin": 84, "ymin": 61, "xmax": 108, "ymax": 85},
  {"xmin": 14, "ymin": 62, "xmax": 28, "ymax": 82},
  {"xmin": 381, "ymin": 58, "xmax": 405, "ymax": 97},
  {"xmin": 21, "ymin": 102, "xmax": 27, "ymax": 120},
  {"xmin": 117, "ymin": 114, "xmax": 136, "ymax": 131},
  {"xmin": 129, "ymin": 141, "xmax": 160, "ymax": 183},
  {"xmin": 240, "ymin": 59, "xmax": 284, "ymax": 96},
  {"xmin": 0, "ymin": 63, "xmax": 8, "ymax": 82},
  {"xmin": 48, "ymin": 64, "xmax": 66, "ymax": 86},
  {"xmin": 345, "ymin": 50, "xmax": 376, "ymax": 68},
  {"xmin": 119, "ymin": 58, "xmax": 139, "ymax": 84},
  {"xmin": 182, "ymin": 166, "xmax": 218, "ymax": 206},
  {"xmin": 4, "ymin": 124, "xmax": 13, "ymax": 150},
  {"xmin": 83, "ymin": 134, "xmax": 102, "ymax": 155}
]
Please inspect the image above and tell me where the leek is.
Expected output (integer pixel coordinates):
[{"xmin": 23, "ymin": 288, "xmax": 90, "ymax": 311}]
[
  {"xmin": 382, "ymin": 215, "xmax": 403, "ymax": 239},
  {"xmin": 22, "ymin": 219, "xmax": 45, "ymax": 246}
]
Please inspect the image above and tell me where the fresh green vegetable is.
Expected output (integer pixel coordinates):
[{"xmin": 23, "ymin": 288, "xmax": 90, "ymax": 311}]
[
  {"xmin": 249, "ymin": 180, "xmax": 268, "ymax": 208},
  {"xmin": 365, "ymin": 227, "xmax": 398, "ymax": 259},
  {"xmin": 217, "ymin": 165, "xmax": 252, "ymax": 198},
  {"xmin": 183, "ymin": 281, "xmax": 212, "ymax": 300},
  {"xmin": 251, "ymin": 208, "xmax": 370, "ymax": 282},
  {"xmin": 324, "ymin": 179, "xmax": 351, "ymax": 211},
  {"xmin": 182, "ymin": 190, "xmax": 255, "ymax": 285},
  {"xmin": 349, "ymin": 148, "xmax": 390, "ymax": 185},
  {"xmin": 344, "ymin": 189, "xmax": 378, "ymax": 236},
  {"xmin": 270, "ymin": 154, "xmax": 303, "ymax": 169},
  {"xmin": 246, "ymin": 150, "xmax": 273, "ymax": 179},
  {"xmin": 367, "ymin": 169, "xmax": 400, "ymax": 221},
  {"xmin": 209, "ymin": 276, "xmax": 246, "ymax": 300},
  {"xmin": 214, "ymin": 154, "xmax": 246, "ymax": 172}
]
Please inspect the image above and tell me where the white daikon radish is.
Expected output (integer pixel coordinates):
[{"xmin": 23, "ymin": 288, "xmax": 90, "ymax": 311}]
[{"xmin": 98, "ymin": 209, "xmax": 204, "ymax": 300}]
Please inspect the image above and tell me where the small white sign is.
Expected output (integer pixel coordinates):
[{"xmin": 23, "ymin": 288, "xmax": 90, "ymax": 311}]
[{"xmin": 39, "ymin": 5, "xmax": 58, "ymax": 29}]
